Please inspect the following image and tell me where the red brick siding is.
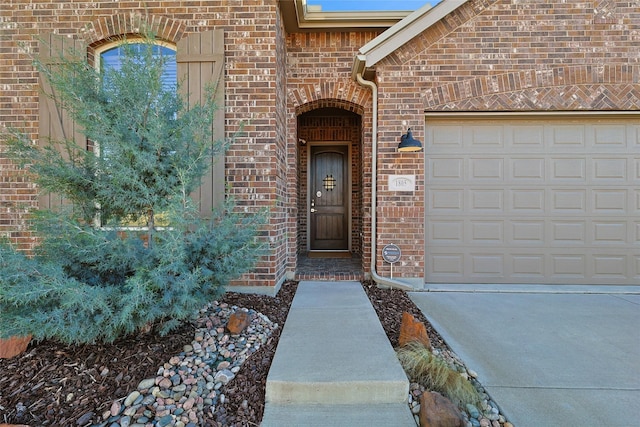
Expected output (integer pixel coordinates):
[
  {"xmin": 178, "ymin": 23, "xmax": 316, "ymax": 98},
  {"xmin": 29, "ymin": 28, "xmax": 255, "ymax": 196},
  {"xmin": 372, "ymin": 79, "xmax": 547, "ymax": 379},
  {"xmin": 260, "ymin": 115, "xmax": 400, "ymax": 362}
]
[
  {"xmin": 2, "ymin": 0, "xmax": 637, "ymax": 286},
  {"xmin": 0, "ymin": 0, "xmax": 285, "ymax": 287},
  {"xmin": 286, "ymin": 31, "xmax": 381, "ymax": 274},
  {"xmin": 371, "ymin": 0, "xmax": 639, "ymax": 280}
]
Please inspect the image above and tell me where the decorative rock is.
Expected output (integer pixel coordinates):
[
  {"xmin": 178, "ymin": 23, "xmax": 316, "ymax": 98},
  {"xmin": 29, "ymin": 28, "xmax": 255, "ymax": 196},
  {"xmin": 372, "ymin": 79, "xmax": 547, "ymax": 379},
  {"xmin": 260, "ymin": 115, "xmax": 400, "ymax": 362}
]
[
  {"xmin": 109, "ymin": 401, "xmax": 122, "ymax": 417},
  {"xmin": 124, "ymin": 391, "xmax": 140, "ymax": 407},
  {"xmin": 81, "ymin": 299, "xmax": 280, "ymax": 427},
  {"xmin": 226, "ymin": 311, "xmax": 251, "ymax": 334},
  {"xmin": 0, "ymin": 335, "xmax": 32, "ymax": 359},
  {"xmin": 159, "ymin": 377, "xmax": 173, "ymax": 389},
  {"xmin": 157, "ymin": 415, "xmax": 174, "ymax": 427},
  {"xmin": 75, "ymin": 412, "xmax": 94, "ymax": 425},
  {"xmin": 466, "ymin": 403, "xmax": 481, "ymax": 419},
  {"xmin": 137, "ymin": 378, "xmax": 156, "ymax": 390},
  {"xmin": 217, "ymin": 361, "xmax": 231, "ymax": 370},
  {"xmin": 183, "ymin": 397, "xmax": 196, "ymax": 411},
  {"xmin": 419, "ymin": 391, "xmax": 465, "ymax": 427},
  {"xmin": 214, "ymin": 369, "xmax": 235, "ymax": 385},
  {"xmin": 399, "ymin": 312, "xmax": 432, "ymax": 349}
]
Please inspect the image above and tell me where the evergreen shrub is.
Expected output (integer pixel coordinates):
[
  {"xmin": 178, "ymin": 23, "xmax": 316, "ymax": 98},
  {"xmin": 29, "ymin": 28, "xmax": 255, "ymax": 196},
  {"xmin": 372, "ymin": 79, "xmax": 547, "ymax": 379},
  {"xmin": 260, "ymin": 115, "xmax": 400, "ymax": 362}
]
[{"xmin": 0, "ymin": 31, "xmax": 264, "ymax": 344}]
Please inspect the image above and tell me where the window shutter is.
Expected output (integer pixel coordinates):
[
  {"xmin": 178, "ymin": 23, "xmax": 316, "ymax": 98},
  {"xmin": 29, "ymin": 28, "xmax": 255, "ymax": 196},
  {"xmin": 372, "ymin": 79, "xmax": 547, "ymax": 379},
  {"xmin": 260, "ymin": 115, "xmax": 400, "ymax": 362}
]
[
  {"xmin": 177, "ymin": 29, "xmax": 225, "ymax": 219},
  {"xmin": 38, "ymin": 34, "xmax": 87, "ymax": 210}
]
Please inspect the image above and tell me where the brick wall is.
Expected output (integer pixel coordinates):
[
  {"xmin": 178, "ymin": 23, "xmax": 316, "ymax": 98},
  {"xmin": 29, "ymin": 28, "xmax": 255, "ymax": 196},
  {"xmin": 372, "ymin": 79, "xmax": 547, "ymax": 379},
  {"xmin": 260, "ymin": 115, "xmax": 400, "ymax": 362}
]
[
  {"xmin": 286, "ymin": 31, "xmax": 380, "ymax": 274},
  {"xmin": 371, "ymin": 0, "xmax": 639, "ymax": 279},
  {"xmin": 0, "ymin": 0, "xmax": 285, "ymax": 287},
  {"xmin": 2, "ymin": 0, "xmax": 637, "ymax": 286}
]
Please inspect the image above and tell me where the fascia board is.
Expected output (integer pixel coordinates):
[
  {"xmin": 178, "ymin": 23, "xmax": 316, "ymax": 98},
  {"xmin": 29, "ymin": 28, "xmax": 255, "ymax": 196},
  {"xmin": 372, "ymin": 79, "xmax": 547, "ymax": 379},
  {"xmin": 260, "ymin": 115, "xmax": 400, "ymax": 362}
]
[
  {"xmin": 358, "ymin": 0, "xmax": 469, "ymax": 68},
  {"xmin": 292, "ymin": 0, "xmax": 409, "ymax": 30}
]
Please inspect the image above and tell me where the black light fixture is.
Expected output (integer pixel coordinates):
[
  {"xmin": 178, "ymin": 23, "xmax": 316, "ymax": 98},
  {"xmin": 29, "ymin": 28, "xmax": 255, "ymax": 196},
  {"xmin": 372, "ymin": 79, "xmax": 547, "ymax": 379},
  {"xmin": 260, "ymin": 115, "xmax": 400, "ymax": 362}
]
[{"xmin": 398, "ymin": 128, "xmax": 423, "ymax": 152}]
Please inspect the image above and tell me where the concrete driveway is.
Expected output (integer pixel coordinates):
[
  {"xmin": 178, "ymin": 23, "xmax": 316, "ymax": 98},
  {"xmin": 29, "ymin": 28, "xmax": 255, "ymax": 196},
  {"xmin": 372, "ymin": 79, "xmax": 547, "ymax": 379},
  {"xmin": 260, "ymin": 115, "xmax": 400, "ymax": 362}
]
[{"xmin": 409, "ymin": 286, "xmax": 640, "ymax": 427}]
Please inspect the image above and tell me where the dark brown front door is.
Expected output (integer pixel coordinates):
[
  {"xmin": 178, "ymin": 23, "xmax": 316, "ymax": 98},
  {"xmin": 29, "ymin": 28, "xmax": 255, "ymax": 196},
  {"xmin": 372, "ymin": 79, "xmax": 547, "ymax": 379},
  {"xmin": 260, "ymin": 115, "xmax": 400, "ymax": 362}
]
[{"xmin": 309, "ymin": 145, "xmax": 349, "ymax": 250}]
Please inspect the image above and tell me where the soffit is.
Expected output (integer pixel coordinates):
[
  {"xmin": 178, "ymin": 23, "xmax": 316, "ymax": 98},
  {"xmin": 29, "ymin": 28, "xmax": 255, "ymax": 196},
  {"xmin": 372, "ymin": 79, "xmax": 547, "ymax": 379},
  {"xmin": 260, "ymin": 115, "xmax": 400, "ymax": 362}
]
[{"xmin": 279, "ymin": 0, "xmax": 412, "ymax": 32}]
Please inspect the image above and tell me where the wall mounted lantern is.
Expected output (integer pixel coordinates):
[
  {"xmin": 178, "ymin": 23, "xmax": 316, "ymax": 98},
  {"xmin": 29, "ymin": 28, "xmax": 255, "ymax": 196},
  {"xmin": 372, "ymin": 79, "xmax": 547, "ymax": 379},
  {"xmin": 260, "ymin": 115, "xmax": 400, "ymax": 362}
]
[{"xmin": 398, "ymin": 128, "xmax": 423, "ymax": 152}]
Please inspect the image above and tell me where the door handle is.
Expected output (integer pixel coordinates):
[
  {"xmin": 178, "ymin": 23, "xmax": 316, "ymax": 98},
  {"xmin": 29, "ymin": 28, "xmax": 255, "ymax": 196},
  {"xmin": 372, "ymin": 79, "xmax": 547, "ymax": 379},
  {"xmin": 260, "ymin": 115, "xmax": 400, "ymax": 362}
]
[{"xmin": 310, "ymin": 208, "xmax": 316, "ymax": 213}]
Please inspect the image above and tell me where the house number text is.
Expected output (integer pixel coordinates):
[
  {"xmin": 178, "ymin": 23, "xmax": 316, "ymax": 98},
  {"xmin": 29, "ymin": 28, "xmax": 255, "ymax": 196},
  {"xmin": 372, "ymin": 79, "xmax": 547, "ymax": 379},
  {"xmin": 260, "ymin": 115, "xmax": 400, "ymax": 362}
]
[{"xmin": 388, "ymin": 175, "xmax": 415, "ymax": 192}]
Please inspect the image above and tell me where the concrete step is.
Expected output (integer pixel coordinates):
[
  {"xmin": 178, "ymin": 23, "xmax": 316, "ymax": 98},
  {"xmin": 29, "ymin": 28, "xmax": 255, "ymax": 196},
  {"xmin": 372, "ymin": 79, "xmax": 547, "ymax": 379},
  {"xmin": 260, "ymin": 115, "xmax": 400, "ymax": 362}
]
[
  {"xmin": 262, "ymin": 281, "xmax": 414, "ymax": 426},
  {"xmin": 261, "ymin": 403, "xmax": 416, "ymax": 427}
]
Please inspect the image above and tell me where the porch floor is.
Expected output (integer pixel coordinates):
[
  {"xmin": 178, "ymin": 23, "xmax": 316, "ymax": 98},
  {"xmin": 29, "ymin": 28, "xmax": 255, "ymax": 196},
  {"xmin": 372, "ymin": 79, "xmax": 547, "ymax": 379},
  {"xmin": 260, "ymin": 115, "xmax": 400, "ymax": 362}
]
[{"xmin": 295, "ymin": 253, "xmax": 364, "ymax": 281}]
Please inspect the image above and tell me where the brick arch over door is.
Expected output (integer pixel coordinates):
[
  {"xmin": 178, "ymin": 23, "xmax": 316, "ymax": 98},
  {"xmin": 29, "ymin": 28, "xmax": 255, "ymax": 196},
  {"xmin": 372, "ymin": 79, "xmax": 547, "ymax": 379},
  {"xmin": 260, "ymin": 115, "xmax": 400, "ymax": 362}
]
[
  {"xmin": 423, "ymin": 64, "xmax": 640, "ymax": 111},
  {"xmin": 290, "ymin": 81, "xmax": 368, "ymax": 116},
  {"xmin": 82, "ymin": 14, "xmax": 186, "ymax": 46}
]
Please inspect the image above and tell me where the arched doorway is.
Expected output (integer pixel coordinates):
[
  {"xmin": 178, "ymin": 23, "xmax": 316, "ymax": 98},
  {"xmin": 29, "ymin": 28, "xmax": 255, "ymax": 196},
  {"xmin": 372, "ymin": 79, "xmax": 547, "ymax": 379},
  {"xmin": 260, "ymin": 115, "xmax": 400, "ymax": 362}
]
[{"xmin": 295, "ymin": 107, "xmax": 364, "ymax": 280}]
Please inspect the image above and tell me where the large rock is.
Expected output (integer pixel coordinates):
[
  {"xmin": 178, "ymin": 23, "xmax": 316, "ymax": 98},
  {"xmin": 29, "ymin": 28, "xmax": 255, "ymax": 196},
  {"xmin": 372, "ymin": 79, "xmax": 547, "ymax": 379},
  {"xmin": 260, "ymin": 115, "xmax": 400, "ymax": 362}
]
[
  {"xmin": 419, "ymin": 391, "xmax": 465, "ymax": 427},
  {"xmin": 0, "ymin": 335, "xmax": 31, "ymax": 359},
  {"xmin": 226, "ymin": 311, "xmax": 251, "ymax": 334},
  {"xmin": 399, "ymin": 312, "xmax": 431, "ymax": 349}
]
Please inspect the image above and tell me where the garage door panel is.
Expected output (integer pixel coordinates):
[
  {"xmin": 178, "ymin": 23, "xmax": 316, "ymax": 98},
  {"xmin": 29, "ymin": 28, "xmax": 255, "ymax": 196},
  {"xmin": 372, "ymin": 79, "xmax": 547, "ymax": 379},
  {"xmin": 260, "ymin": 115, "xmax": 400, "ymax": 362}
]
[
  {"xmin": 592, "ymin": 254, "xmax": 628, "ymax": 280},
  {"xmin": 510, "ymin": 189, "xmax": 545, "ymax": 213},
  {"xmin": 428, "ymin": 189, "xmax": 464, "ymax": 212},
  {"xmin": 591, "ymin": 124, "xmax": 630, "ymax": 149},
  {"xmin": 550, "ymin": 253, "xmax": 586, "ymax": 279},
  {"xmin": 551, "ymin": 220, "xmax": 587, "ymax": 244},
  {"xmin": 470, "ymin": 253, "xmax": 504, "ymax": 276},
  {"xmin": 428, "ymin": 219, "xmax": 464, "ymax": 243},
  {"xmin": 509, "ymin": 253, "xmax": 545, "ymax": 278},
  {"xmin": 510, "ymin": 158, "xmax": 545, "ymax": 181},
  {"xmin": 592, "ymin": 221, "xmax": 628, "ymax": 244},
  {"xmin": 509, "ymin": 220, "xmax": 545, "ymax": 244},
  {"xmin": 470, "ymin": 158, "xmax": 504, "ymax": 180},
  {"xmin": 471, "ymin": 189, "xmax": 504, "ymax": 211},
  {"xmin": 548, "ymin": 124, "xmax": 586, "ymax": 149},
  {"xmin": 592, "ymin": 189, "xmax": 627, "ymax": 213},
  {"xmin": 550, "ymin": 189, "xmax": 587, "ymax": 213},
  {"xmin": 508, "ymin": 125, "xmax": 545, "ymax": 149},
  {"xmin": 470, "ymin": 220, "xmax": 504, "ymax": 244},
  {"xmin": 429, "ymin": 157, "xmax": 464, "ymax": 181},
  {"xmin": 429, "ymin": 253, "xmax": 464, "ymax": 278},
  {"xmin": 430, "ymin": 126, "xmax": 463, "ymax": 148},
  {"xmin": 469, "ymin": 125, "xmax": 504, "ymax": 147},
  {"xmin": 551, "ymin": 157, "xmax": 586, "ymax": 181},
  {"xmin": 425, "ymin": 116, "xmax": 638, "ymax": 285},
  {"xmin": 592, "ymin": 157, "xmax": 627, "ymax": 181}
]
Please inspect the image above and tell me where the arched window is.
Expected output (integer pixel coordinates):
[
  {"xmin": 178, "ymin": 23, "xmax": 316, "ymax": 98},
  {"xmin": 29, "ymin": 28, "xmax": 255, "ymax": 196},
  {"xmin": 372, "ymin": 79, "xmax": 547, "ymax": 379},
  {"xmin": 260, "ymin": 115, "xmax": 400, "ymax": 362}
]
[
  {"xmin": 99, "ymin": 42, "xmax": 177, "ymax": 90},
  {"xmin": 38, "ymin": 31, "xmax": 224, "ymax": 218}
]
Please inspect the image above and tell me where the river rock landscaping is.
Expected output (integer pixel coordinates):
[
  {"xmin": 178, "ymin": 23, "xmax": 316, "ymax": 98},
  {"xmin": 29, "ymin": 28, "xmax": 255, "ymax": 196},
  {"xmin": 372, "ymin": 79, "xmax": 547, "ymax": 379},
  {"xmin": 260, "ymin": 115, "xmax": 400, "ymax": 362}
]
[{"xmin": 0, "ymin": 281, "xmax": 512, "ymax": 427}]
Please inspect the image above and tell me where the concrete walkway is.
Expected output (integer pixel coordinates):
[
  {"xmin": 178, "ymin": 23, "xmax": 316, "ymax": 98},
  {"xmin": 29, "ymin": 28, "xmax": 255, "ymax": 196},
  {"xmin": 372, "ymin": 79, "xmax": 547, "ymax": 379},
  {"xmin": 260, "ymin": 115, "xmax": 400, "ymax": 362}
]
[
  {"xmin": 262, "ymin": 280, "xmax": 415, "ymax": 426},
  {"xmin": 409, "ymin": 287, "xmax": 640, "ymax": 427}
]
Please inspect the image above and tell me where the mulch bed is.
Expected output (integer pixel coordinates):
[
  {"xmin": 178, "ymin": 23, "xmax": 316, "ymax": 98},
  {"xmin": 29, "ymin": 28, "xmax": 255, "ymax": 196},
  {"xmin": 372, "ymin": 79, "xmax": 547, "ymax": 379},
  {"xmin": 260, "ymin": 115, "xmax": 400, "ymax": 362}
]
[{"xmin": 1, "ymin": 281, "xmax": 444, "ymax": 426}]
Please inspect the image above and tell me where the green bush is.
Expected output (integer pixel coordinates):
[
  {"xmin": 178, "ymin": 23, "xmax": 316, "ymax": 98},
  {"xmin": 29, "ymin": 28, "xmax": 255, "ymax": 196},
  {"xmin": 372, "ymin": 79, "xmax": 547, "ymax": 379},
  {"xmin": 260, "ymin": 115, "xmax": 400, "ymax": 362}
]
[
  {"xmin": 396, "ymin": 341, "xmax": 481, "ymax": 407},
  {"xmin": 0, "ymin": 31, "xmax": 264, "ymax": 344}
]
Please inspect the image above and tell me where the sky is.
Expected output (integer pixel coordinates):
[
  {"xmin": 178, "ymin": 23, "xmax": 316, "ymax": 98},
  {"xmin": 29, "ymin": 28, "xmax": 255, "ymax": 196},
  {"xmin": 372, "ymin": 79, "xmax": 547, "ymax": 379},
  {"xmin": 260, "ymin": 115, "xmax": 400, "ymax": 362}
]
[{"xmin": 308, "ymin": 0, "xmax": 439, "ymax": 12}]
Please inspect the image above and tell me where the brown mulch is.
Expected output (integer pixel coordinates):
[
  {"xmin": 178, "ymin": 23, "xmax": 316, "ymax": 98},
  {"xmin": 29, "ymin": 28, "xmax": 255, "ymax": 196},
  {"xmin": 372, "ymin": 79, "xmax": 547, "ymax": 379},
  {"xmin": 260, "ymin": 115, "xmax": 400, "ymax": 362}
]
[{"xmin": 0, "ymin": 281, "xmax": 445, "ymax": 426}]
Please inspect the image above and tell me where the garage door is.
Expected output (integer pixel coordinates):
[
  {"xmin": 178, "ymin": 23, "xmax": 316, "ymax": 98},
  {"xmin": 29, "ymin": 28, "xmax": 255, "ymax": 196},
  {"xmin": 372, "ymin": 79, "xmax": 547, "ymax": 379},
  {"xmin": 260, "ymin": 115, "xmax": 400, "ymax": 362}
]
[{"xmin": 425, "ymin": 114, "xmax": 639, "ymax": 285}]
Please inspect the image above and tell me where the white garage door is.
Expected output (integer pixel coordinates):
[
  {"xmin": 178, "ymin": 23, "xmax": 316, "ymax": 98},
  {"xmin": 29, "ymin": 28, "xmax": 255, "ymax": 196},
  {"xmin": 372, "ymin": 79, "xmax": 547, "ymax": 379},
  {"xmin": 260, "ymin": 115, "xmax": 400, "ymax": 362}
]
[{"xmin": 425, "ymin": 114, "xmax": 639, "ymax": 285}]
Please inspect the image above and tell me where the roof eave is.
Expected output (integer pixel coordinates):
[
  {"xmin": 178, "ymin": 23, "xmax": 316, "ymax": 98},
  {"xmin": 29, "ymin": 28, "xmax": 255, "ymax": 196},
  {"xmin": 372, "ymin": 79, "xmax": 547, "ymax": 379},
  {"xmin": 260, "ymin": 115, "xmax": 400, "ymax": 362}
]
[
  {"xmin": 280, "ymin": 0, "xmax": 411, "ymax": 33},
  {"xmin": 353, "ymin": 0, "xmax": 470, "ymax": 80}
]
